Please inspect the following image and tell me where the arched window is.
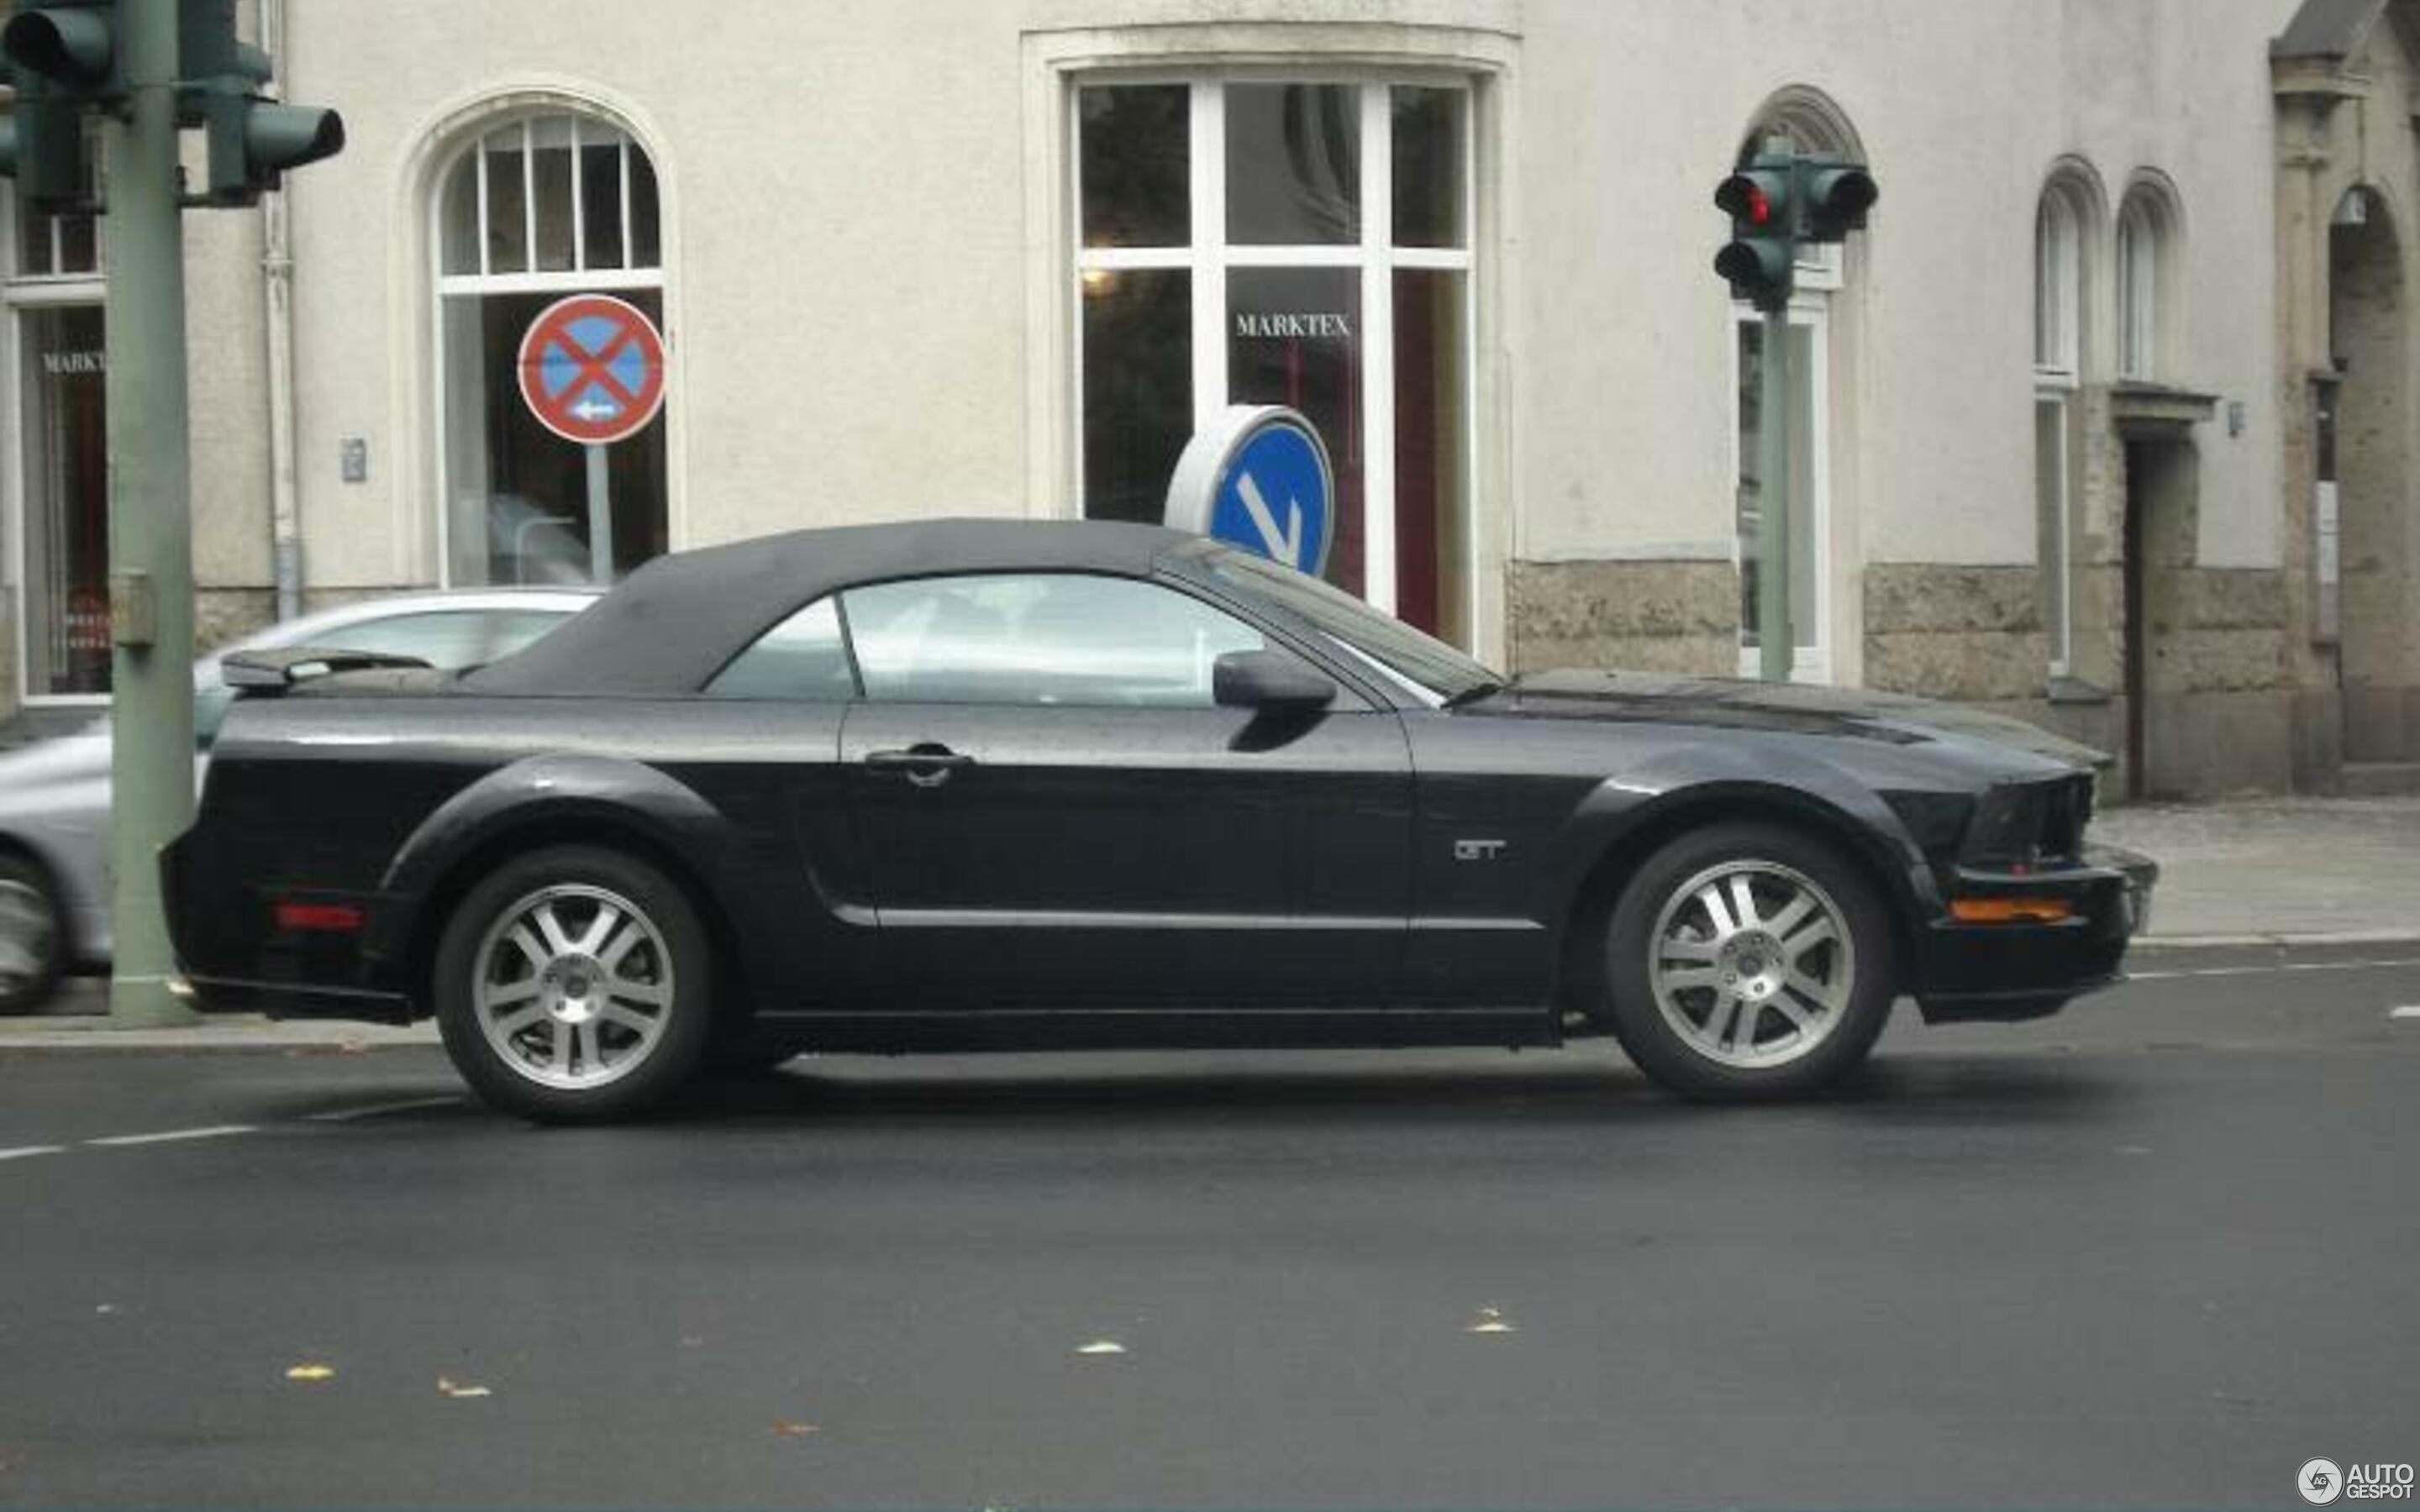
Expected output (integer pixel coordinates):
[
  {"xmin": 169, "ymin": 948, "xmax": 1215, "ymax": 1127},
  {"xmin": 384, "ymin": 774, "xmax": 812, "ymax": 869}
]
[
  {"xmin": 1731, "ymin": 87, "xmax": 1866, "ymax": 685},
  {"xmin": 434, "ymin": 109, "xmax": 667, "ymax": 586},
  {"xmin": 2115, "ymin": 186, "xmax": 2172, "ymax": 382},
  {"xmin": 2035, "ymin": 190, "xmax": 2083, "ymax": 381},
  {"xmin": 2034, "ymin": 170, "xmax": 2101, "ymax": 676}
]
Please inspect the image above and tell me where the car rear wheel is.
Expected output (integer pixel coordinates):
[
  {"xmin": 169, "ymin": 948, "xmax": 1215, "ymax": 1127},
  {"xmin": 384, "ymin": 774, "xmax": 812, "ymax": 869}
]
[
  {"xmin": 0, "ymin": 853, "xmax": 66, "ymax": 1016},
  {"xmin": 1601, "ymin": 822, "xmax": 1897, "ymax": 1100},
  {"xmin": 434, "ymin": 846, "xmax": 713, "ymax": 1122}
]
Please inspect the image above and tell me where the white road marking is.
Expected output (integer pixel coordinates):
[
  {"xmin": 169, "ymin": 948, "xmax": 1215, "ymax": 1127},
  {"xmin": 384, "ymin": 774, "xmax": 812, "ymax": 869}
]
[
  {"xmin": 0, "ymin": 1145, "xmax": 66, "ymax": 1162},
  {"xmin": 2127, "ymin": 957, "xmax": 2420, "ymax": 984},
  {"xmin": 84, "ymin": 1125, "xmax": 257, "ymax": 1148},
  {"xmin": 302, "ymin": 1095, "xmax": 463, "ymax": 1123},
  {"xmin": 2391, "ymin": 1006, "xmax": 2420, "ymax": 1021}
]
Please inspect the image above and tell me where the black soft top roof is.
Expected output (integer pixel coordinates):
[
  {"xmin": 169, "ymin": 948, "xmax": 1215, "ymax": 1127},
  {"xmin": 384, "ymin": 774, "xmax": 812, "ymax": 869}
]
[{"xmin": 466, "ymin": 517, "xmax": 1200, "ymax": 696}]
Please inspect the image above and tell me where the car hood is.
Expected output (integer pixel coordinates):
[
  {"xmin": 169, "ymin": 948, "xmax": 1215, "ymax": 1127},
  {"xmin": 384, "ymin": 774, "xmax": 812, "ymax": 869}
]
[{"xmin": 1471, "ymin": 670, "xmax": 2108, "ymax": 769}]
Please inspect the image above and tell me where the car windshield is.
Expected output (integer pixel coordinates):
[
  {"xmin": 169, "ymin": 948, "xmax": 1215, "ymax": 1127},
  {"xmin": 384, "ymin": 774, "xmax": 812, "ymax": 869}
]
[{"xmin": 1202, "ymin": 548, "xmax": 1502, "ymax": 704}]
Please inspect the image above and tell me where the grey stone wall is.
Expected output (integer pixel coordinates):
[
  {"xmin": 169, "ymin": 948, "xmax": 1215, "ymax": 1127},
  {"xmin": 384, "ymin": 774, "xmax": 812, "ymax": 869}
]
[
  {"xmin": 1503, "ymin": 559, "xmax": 1737, "ymax": 676},
  {"xmin": 195, "ymin": 588, "xmax": 277, "ymax": 655},
  {"xmin": 1863, "ymin": 564, "xmax": 2050, "ymax": 702}
]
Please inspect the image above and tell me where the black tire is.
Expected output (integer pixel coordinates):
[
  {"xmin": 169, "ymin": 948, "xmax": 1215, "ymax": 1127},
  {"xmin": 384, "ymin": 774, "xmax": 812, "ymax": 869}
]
[
  {"xmin": 0, "ymin": 851, "xmax": 67, "ymax": 1016},
  {"xmin": 433, "ymin": 845, "xmax": 714, "ymax": 1122},
  {"xmin": 1600, "ymin": 822, "xmax": 1897, "ymax": 1101}
]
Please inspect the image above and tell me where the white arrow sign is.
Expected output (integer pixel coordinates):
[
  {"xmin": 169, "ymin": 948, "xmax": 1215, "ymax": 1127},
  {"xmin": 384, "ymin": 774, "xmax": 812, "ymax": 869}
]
[
  {"xmin": 570, "ymin": 396, "xmax": 623, "ymax": 423},
  {"xmin": 1234, "ymin": 471, "xmax": 1305, "ymax": 569}
]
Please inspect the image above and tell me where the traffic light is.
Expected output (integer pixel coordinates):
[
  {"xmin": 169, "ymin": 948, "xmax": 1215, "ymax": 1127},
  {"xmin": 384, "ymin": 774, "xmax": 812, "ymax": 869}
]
[
  {"xmin": 0, "ymin": 1, "xmax": 118, "ymax": 209},
  {"xmin": 0, "ymin": 66, "xmax": 90, "ymax": 205},
  {"xmin": 1801, "ymin": 160, "xmax": 1878, "ymax": 244},
  {"xmin": 1714, "ymin": 164, "xmax": 1796, "ymax": 311},
  {"xmin": 176, "ymin": 0, "xmax": 343, "ymax": 206}
]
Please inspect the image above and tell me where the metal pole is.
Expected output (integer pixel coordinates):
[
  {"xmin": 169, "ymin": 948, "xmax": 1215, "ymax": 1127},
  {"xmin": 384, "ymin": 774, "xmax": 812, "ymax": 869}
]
[
  {"xmin": 584, "ymin": 444, "xmax": 615, "ymax": 581},
  {"xmin": 1756, "ymin": 303, "xmax": 1795, "ymax": 684},
  {"xmin": 104, "ymin": 0, "xmax": 200, "ymax": 1026}
]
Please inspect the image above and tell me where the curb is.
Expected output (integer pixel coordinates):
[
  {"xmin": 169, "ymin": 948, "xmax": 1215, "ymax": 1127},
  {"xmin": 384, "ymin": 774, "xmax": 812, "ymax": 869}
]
[
  {"xmin": 2132, "ymin": 930, "xmax": 2420, "ymax": 952},
  {"xmin": 0, "ymin": 1016, "xmax": 437, "ymax": 1052}
]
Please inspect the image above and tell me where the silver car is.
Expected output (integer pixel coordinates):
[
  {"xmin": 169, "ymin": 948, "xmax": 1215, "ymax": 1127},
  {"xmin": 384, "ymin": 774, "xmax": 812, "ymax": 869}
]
[{"xmin": 0, "ymin": 587, "xmax": 597, "ymax": 1012}]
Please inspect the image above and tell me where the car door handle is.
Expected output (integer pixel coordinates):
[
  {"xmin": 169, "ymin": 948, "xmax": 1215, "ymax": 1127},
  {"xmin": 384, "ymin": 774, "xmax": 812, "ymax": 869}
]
[{"xmin": 865, "ymin": 745, "xmax": 976, "ymax": 788}]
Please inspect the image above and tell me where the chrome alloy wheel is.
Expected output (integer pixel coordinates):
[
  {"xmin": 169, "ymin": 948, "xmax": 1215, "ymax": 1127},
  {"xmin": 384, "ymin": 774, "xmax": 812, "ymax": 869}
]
[
  {"xmin": 471, "ymin": 883, "xmax": 675, "ymax": 1092},
  {"xmin": 1647, "ymin": 859, "xmax": 1856, "ymax": 1071},
  {"xmin": 0, "ymin": 877, "xmax": 58, "ymax": 997}
]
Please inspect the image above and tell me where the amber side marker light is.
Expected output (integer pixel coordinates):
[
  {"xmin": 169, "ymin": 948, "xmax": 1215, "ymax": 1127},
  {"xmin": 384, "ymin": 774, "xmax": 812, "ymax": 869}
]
[
  {"xmin": 274, "ymin": 901, "xmax": 365, "ymax": 932},
  {"xmin": 1950, "ymin": 897, "xmax": 2075, "ymax": 925}
]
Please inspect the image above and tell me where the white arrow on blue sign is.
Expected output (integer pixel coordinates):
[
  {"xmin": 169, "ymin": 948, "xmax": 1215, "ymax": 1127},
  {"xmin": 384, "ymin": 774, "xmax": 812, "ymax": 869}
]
[{"xmin": 1161, "ymin": 406, "xmax": 1336, "ymax": 578}]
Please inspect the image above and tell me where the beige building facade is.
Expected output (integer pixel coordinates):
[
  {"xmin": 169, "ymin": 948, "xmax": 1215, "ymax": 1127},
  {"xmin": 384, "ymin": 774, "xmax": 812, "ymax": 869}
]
[{"xmin": 3, "ymin": 0, "xmax": 2414, "ymax": 798}]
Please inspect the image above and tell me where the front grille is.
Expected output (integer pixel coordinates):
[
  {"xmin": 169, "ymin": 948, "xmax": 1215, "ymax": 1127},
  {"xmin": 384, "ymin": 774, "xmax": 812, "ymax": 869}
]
[
  {"xmin": 2039, "ymin": 774, "xmax": 2091, "ymax": 864},
  {"xmin": 1965, "ymin": 773, "xmax": 2094, "ymax": 869}
]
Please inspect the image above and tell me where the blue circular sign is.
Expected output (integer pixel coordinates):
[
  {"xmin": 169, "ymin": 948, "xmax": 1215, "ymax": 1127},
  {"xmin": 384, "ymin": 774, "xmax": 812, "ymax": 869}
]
[{"xmin": 1161, "ymin": 407, "xmax": 1336, "ymax": 577}]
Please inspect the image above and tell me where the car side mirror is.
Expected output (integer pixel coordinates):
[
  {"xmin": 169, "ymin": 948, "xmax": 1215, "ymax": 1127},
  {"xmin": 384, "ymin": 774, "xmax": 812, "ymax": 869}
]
[{"xmin": 1213, "ymin": 649, "xmax": 1335, "ymax": 713}]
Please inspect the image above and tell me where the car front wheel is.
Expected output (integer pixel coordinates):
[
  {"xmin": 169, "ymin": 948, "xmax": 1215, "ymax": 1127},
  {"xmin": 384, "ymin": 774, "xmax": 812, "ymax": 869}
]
[
  {"xmin": 0, "ymin": 853, "xmax": 66, "ymax": 1016},
  {"xmin": 1602, "ymin": 822, "xmax": 1897, "ymax": 1100},
  {"xmin": 434, "ymin": 846, "xmax": 714, "ymax": 1122}
]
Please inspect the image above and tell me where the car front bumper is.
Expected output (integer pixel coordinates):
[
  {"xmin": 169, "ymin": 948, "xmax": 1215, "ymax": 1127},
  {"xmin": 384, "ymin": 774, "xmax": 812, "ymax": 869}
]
[{"xmin": 1912, "ymin": 843, "xmax": 2159, "ymax": 1023}]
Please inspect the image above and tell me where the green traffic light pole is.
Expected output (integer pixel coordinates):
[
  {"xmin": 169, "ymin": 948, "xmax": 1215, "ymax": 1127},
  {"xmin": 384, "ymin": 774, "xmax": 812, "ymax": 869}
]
[
  {"xmin": 1755, "ymin": 292, "xmax": 1792, "ymax": 686},
  {"xmin": 103, "ymin": 0, "xmax": 197, "ymax": 1025}
]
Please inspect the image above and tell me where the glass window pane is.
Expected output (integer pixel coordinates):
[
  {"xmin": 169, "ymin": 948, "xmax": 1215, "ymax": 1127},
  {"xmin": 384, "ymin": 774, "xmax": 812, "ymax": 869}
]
[
  {"xmin": 629, "ymin": 148, "xmax": 661, "ymax": 269},
  {"xmin": 1227, "ymin": 266, "xmax": 1363, "ymax": 591},
  {"xmin": 441, "ymin": 290, "xmax": 669, "ymax": 587},
  {"xmin": 530, "ymin": 118, "xmax": 576, "ymax": 273},
  {"xmin": 484, "ymin": 131, "xmax": 529, "ymax": 275},
  {"xmin": 1391, "ymin": 87, "xmax": 1465, "ymax": 249},
  {"xmin": 581, "ymin": 137, "xmax": 627, "ymax": 271},
  {"xmin": 1081, "ymin": 268, "xmax": 1191, "ymax": 525},
  {"xmin": 18, "ymin": 304, "xmax": 111, "ymax": 696},
  {"xmin": 440, "ymin": 151, "xmax": 481, "ymax": 276},
  {"xmin": 846, "ymin": 574, "xmax": 1265, "ymax": 707},
  {"xmin": 2037, "ymin": 397, "xmax": 2072, "ymax": 669},
  {"xmin": 1079, "ymin": 85, "xmax": 1189, "ymax": 248},
  {"xmin": 1225, "ymin": 83, "xmax": 1359, "ymax": 246},
  {"xmin": 707, "ymin": 598, "xmax": 855, "ymax": 701},
  {"xmin": 1392, "ymin": 270, "xmax": 1467, "ymax": 642}
]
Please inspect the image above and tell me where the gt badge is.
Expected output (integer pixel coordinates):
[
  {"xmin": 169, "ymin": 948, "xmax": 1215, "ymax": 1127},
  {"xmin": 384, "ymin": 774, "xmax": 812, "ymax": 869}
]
[{"xmin": 1453, "ymin": 839, "xmax": 1508, "ymax": 863}]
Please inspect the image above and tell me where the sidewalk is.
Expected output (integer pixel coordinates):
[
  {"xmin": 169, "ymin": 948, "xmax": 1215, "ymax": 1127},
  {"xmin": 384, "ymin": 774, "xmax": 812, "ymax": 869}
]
[
  {"xmin": 2093, "ymin": 793, "xmax": 2420, "ymax": 947},
  {"xmin": 3, "ymin": 794, "xmax": 2414, "ymax": 1045}
]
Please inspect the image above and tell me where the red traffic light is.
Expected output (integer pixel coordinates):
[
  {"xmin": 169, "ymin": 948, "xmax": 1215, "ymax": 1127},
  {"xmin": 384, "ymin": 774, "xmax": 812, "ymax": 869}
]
[{"xmin": 1715, "ymin": 173, "xmax": 1776, "ymax": 227}]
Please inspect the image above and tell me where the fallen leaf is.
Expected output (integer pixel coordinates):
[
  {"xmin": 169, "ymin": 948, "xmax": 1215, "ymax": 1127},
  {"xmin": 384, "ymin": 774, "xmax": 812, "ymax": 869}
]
[
  {"xmin": 1465, "ymin": 1307, "xmax": 1516, "ymax": 1336},
  {"xmin": 285, "ymin": 1363, "xmax": 336, "ymax": 1383},
  {"xmin": 771, "ymin": 1420, "xmax": 820, "ymax": 1438},
  {"xmin": 1073, "ymin": 1340, "xmax": 1127, "ymax": 1357},
  {"xmin": 435, "ymin": 1377, "xmax": 492, "ymax": 1399}
]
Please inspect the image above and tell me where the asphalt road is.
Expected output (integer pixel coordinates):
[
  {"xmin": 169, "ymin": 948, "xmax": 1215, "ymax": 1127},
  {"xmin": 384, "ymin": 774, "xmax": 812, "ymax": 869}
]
[{"xmin": 3, "ymin": 943, "xmax": 2416, "ymax": 1509}]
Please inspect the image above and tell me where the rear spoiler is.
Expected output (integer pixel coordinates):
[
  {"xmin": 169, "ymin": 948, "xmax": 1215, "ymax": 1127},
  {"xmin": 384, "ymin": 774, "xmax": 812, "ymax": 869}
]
[{"xmin": 220, "ymin": 646, "xmax": 434, "ymax": 695}]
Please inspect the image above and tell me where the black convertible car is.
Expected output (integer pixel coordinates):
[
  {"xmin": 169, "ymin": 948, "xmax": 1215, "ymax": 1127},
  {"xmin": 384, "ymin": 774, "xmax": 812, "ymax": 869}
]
[{"xmin": 165, "ymin": 519, "xmax": 2155, "ymax": 1120}]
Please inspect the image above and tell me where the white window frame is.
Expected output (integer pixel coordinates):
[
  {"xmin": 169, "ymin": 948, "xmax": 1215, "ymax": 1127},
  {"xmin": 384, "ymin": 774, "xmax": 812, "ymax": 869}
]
[
  {"xmin": 1068, "ymin": 72, "xmax": 1479, "ymax": 629},
  {"xmin": 1731, "ymin": 286, "xmax": 1834, "ymax": 686},
  {"xmin": 426, "ymin": 112, "xmax": 665, "ymax": 587},
  {"xmin": 4, "ymin": 177, "xmax": 111, "ymax": 709}
]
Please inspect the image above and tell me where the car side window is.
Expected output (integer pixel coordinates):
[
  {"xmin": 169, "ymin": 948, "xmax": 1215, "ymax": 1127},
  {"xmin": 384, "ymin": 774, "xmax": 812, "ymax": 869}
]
[
  {"xmin": 841, "ymin": 573, "xmax": 1275, "ymax": 708},
  {"xmin": 704, "ymin": 597, "xmax": 855, "ymax": 701}
]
